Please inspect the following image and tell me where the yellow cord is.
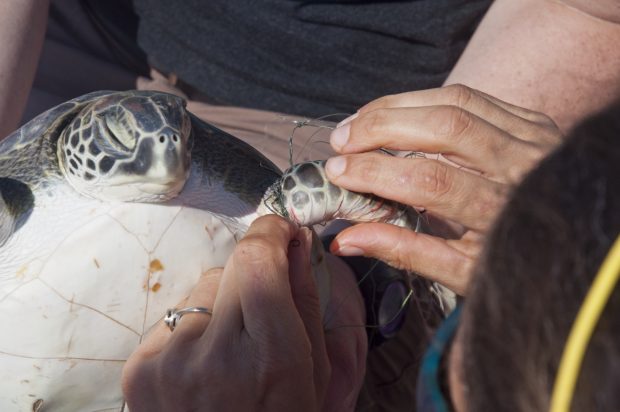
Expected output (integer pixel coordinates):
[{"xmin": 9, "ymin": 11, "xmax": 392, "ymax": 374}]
[{"xmin": 549, "ymin": 235, "xmax": 620, "ymax": 412}]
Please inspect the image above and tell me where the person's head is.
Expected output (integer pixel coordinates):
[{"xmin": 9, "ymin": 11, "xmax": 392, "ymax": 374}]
[{"xmin": 437, "ymin": 102, "xmax": 620, "ymax": 411}]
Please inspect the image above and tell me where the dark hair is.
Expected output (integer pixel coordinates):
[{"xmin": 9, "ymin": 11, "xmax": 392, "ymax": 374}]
[{"xmin": 461, "ymin": 102, "xmax": 620, "ymax": 411}]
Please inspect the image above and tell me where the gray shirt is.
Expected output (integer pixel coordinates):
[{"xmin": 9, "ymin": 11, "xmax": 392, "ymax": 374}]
[{"xmin": 134, "ymin": 0, "xmax": 491, "ymax": 117}]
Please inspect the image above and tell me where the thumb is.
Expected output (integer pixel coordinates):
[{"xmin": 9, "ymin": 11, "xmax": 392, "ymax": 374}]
[{"xmin": 330, "ymin": 223, "xmax": 472, "ymax": 294}]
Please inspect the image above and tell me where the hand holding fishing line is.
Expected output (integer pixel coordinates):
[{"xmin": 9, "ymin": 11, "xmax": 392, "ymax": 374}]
[
  {"xmin": 325, "ymin": 85, "xmax": 563, "ymax": 294},
  {"xmin": 122, "ymin": 215, "xmax": 366, "ymax": 412}
]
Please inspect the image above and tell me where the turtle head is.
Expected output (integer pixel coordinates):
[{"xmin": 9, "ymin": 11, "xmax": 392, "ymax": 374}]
[{"xmin": 57, "ymin": 91, "xmax": 192, "ymax": 202}]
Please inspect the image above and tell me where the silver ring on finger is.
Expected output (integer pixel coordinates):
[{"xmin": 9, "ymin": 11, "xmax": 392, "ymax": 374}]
[{"xmin": 164, "ymin": 306, "xmax": 212, "ymax": 332}]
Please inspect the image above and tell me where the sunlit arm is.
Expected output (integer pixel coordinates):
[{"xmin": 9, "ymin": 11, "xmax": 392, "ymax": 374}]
[
  {"xmin": 0, "ymin": 0, "xmax": 49, "ymax": 139},
  {"xmin": 445, "ymin": 0, "xmax": 620, "ymax": 132}
]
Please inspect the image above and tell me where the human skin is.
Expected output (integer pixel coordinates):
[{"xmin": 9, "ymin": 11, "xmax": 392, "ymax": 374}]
[
  {"xmin": 0, "ymin": 0, "xmax": 49, "ymax": 139},
  {"xmin": 1, "ymin": 1, "xmax": 618, "ymax": 403},
  {"xmin": 2, "ymin": 0, "xmax": 617, "ymax": 291},
  {"xmin": 122, "ymin": 216, "xmax": 367, "ymax": 412},
  {"xmin": 445, "ymin": 0, "xmax": 620, "ymax": 133},
  {"xmin": 324, "ymin": 0, "xmax": 620, "ymax": 294},
  {"xmin": 325, "ymin": 86, "xmax": 563, "ymax": 294}
]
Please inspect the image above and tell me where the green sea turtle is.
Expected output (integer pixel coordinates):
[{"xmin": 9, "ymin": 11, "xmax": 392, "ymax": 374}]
[{"xmin": 0, "ymin": 90, "xmax": 433, "ymax": 411}]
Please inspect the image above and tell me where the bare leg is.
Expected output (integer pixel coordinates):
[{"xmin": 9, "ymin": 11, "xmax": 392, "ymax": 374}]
[{"xmin": 0, "ymin": 0, "xmax": 49, "ymax": 138}]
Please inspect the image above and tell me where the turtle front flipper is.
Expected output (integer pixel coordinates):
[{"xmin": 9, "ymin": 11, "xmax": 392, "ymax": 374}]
[
  {"xmin": 266, "ymin": 160, "xmax": 421, "ymax": 229},
  {"xmin": 0, "ymin": 178, "xmax": 34, "ymax": 247}
]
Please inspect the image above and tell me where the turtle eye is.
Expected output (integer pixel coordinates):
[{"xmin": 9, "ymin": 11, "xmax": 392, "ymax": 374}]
[{"xmin": 103, "ymin": 119, "xmax": 135, "ymax": 152}]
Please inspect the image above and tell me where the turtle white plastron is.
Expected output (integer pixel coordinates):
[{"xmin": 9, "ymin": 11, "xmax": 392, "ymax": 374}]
[{"xmin": 0, "ymin": 90, "xmax": 335, "ymax": 411}]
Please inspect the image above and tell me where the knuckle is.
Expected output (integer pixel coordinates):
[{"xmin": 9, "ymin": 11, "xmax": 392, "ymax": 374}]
[
  {"xmin": 504, "ymin": 141, "xmax": 552, "ymax": 183},
  {"xmin": 524, "ymin": 141, "xmax": 550, "ymax": 163},
  {"xmin": 359, "ymin": 109, "xmax": 389, "ymax": 137},
  {"xmin": 413, "ymin": 161, "xmax": 453, "ymax": 200},
  {"xmin": 236, "ymin": 235, "xmax": 285, "ymax": 266},
  {"xmin": 435, "ymin": 106, "xmax": 474, "ymax": 142},
  {"xmin": 354, "ymin": 153, "xmax": 383, "ymax": 186},
  {"xmin": 447, "ymin": 106, "xmax": 474, "ymax": 140},
  {"xmin": 362, "ymin": 94, "xmax": 394, "ymax": 111},
  {"xmin": 472, "ymin": 185, "xmax": 506, "ymax": 225},
  {"xmin": 445, "ymin": 84, "xmax": 475, "ymax": 108},
  {"xmin": 487, "ymin": 131, "xmax": 513, "ymax": 160}
]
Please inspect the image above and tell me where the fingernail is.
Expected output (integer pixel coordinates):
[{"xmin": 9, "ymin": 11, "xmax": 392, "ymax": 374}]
[
  {"xmin": 334, "ymin": 245, "xmax": 364, "ymax": 256},
  {"xmin": 291, "ymin": 227, "xmax": 312, "ymax": 246},
  {"xmin": 325, "ymin": 156, "xmax": 346, "ymax": 178},
  {"xmin": 330, "ymin": 122, "xmax": 351, "ymax": 150},
  {"xmin": 337, "ymin": 112, "xmax": 358, "ymax": 128}
]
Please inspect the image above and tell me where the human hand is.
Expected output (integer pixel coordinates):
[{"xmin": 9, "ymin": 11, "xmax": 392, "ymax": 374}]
[
  {"xmin": 122, "ymin": 215, "xmax": 366, "ymax": 411},
  {"xmin": 325, "ymin": 85, "xmax": 563, "ymax": 294}
]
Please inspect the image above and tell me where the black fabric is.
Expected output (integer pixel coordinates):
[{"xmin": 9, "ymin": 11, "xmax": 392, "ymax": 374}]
[
  {"xmin": 82, "ymin": 0, "xmax": 150, "ymax": 76},
  {"xmin": 132, "ymin": 0, "xmax": 492, "ymax": 117}
]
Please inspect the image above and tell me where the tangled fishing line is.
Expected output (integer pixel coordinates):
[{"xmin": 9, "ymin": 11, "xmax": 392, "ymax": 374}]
[{"xmin": 278, "ymin": 115, "xmax": 445, "ymax": 347}]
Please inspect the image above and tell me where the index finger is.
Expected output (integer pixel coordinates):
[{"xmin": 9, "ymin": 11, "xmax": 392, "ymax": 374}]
[
  {"xmin": 207, "ymin": 215, "xmax": 305, "ymax": 344},
  {"xmin": 360, "ymin": 84, "xmax": 559, "ymax": 132},
  {"xmin": 333, "ymin": 105, "xmax": 545, "ymax": 181}
]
